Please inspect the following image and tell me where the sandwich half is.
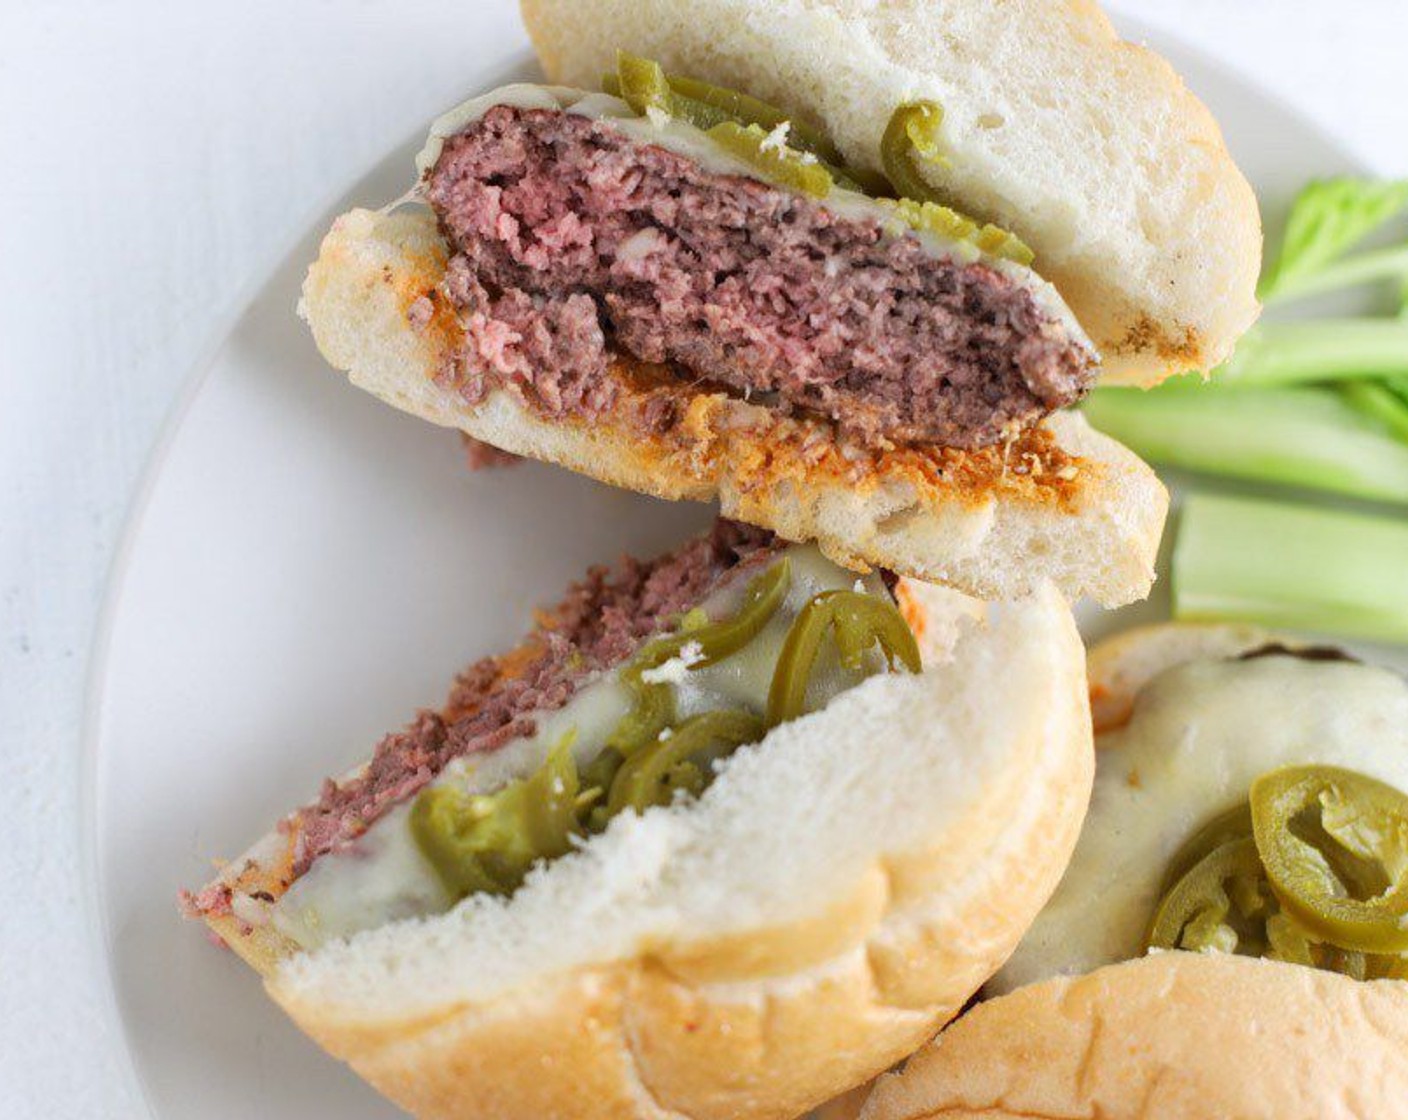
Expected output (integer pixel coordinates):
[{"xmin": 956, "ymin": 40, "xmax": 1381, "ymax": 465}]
[
  {"xmin": 297, "ymin": 0, "xmax": 1262, "ymax": 607},
  {"xmin": 844, "ymin": 623, "xmax": 1408, "ymax": 1120},
  {"xmin": 183, "ymin": 521, "xmax": 1094, "ymax": 1120}
]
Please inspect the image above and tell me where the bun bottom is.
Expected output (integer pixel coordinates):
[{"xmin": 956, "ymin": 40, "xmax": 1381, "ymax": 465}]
[{"xmin": 859, "ymin": 953, "xmax": 1408, "ymax": 1120}]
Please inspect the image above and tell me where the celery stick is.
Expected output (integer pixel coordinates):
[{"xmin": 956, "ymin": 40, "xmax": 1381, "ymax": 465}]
[
  {"xmin": 1174, "ymin": 492, "xmax": 1408, "ymax": 644},
  {"xmin": 1260, "ymin": 178, "xmax": 1408, "ymax": 300},
  {"xmin": 1341, "ymin": 381, "xmax": 1408, "ymax": 442},
  {"xmin": 1216, "ymin": 320, "xmax": 1408, "ymax": 386},
  {"xmin": 1082, "ymin": 386, "xmax": 1408, "ymax": 504},
  {"xmin": 1263, "ymin": 243, "xmax": 1408, "ymax": 305}
]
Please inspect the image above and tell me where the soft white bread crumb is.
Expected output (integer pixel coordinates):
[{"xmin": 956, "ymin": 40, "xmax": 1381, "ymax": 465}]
[
  {"xmin": 522, "ymin": 0, "xmax": 1263, "ymax": 383},
  {"xmin": 301, "ymin": 207, "xmax": 1168, "ymax": 607},
  {"xmin": 859, "ymin": 953, "xmax": 1408, "ymax": 1120},
  {"xmin": 263, "ymin": 584, "xmax": 1093, "ymax": 1120}
]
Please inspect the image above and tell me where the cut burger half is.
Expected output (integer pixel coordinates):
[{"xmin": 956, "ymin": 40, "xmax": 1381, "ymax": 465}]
[
  {"xmin": 293, "ymin": 0, "xmax": 1273, "ymax": 607},
  {"xmin": 183, "ymin": 520, "xmax": 1094, "ymax": 1120}
]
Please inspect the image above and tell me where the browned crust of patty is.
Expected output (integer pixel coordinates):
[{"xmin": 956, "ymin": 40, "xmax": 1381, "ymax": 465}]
[{"xmin": 403, "ymin": 238, "xmax": 1089, "ymax": 518}]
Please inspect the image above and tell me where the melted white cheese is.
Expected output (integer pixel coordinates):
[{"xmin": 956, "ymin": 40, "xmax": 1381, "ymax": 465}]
[
  {"xmin": 407, "ymin": 83, "xmax": 1090, "ymax": 346},
  {"xmin": 273, "ymin": 544, "xmax": 888, "ymax": 949},
  {"xmin": 992, "ymin": 655, "xmax": 1408, "ymax": 994}
]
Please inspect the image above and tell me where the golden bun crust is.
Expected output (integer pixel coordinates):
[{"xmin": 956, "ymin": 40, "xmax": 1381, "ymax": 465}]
[
  {"xmin": 202, "ymin": 585, "xmax": 1094, "ymax": 1120},
  {"xmin": 521, "ymin": 0, "xmax": 1262, "ymax": 383},
  {"xmin": 859, "ymin": 953, "xmax": 1408, "ymax": 1120},
  {"xmin": 301, "ymin": 207, "xmax": 1167, "ymax": 607}
]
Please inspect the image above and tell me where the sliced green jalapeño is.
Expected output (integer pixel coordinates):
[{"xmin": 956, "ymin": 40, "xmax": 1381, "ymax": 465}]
[
  {"xmin": 884, "ymin": 198, "xmax": 1035, "ymax": 266},
  {"xmin": 411, "ymin": 734, "xmax": 582, "ymax": 902},
  {"xmin": 766, "ymin": 589, "xmax": 921, "ymax": 727},
  {"xmin": 586, "ymin": 557, "xmax": 792, "ymax": 830},
  {"xmin": 1146, "ymin": 837, "xmax": 1270, "ymax": 956},
  {"xmin": 879, "ymin": 100, "xmax": 949, "ymax": 205},
  {"xmin": 609, "ymin": 54, "xmax": 887, "ymax": 195},
  {"xmin": 607, "ymin": 709, "xmax": 766, "ymax": 816},
  {"xmin": 607, "ymin": 58, "xmax": 1033, "ymax": 263},
  {"xmin": 877, "ymin": 102, "xmax": 1033, "ymax": 264},
  {"xmin": 705, "ymin": 121, "xmax": 834, "ymax": 198},
  {"xmin": 610, "ymin": 53, "xmax": 843, "ymax": 164},
  {"xmin": 1250, "ymin": 764, "xmax": 1408, "ymax": 953},
  {"xmin": 607, "ymin": 557, "xmax": 792, "ymax": 760},
  {"xmin": 1157, "ymin": 802, "xmax": 1255, "ymax": 896},
  {"xmin": 411, "ymin": 557, "xmax": 920, "ymax": 906},
  {"xmin": 1145, "ymin": 765, "xmax": 1408, "ymax": 978},
  {"xmin": 1144, "ymin": 832, "xmax": 1385, "ymax": 978}
]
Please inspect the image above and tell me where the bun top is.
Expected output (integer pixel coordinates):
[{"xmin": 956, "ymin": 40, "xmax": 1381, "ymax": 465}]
[{"xmin": 521, "ymin": 0, "xmax": 1263, "ymax": 384}]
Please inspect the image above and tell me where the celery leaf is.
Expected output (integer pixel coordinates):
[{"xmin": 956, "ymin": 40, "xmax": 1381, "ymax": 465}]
[{"xmin": 1261, "ymin": 178, "xmax": 1408, "ymax": 299}]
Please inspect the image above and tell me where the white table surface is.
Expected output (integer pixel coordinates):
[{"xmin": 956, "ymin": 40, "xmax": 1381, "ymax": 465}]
[{"xmin": 2, "ymin": 2, "xmax": 1405, "ymax": 1115}]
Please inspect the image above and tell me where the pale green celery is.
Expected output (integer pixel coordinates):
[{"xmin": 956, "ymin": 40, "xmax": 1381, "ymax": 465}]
[
  {"xmin": 1262, "ymin": 243, "xmax": 1408, "ymax": 306},
  {"xmin": 1260, "ymin": 178, "xmax": 1408, "ymax": 299},
  {"xmin": 1215, "ymin": 320, "xmax": 1408, "ymax": 386},
  {"xmin": 1341, "ymin": 381, "xmax": 1408, "ymax": 442},
  {"xmin": 1081, "ymin": 386, "xmax": 1408, "ymax": 504},
  {"xmin": 1174, "ymin": 492, "xmax": 1408, "ymax": 644}
]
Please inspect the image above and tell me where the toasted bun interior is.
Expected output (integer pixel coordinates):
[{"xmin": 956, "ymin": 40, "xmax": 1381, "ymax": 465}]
[
  {"xmin": 859, "ymin": 953, "xmax": 1408, "ymax": 1120},
  {"xmin": 254, "ymin": 583, "xmax": 1092, "ymax": 1120},
  {"xmin": 521, "ymin": 0, "xmax": 1262, "ymax": 383}
]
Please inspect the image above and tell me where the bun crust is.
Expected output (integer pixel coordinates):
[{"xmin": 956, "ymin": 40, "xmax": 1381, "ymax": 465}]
[
  {"xmin": 859, "ymin": 953, "xmax": 1408, "ymax": 1120},
  {"xmin": 301, "ymin": 207, "xmax": 1166, "ymax": 607},
  {"xmin": 202, "ymin": 585, "xmax": 1094, "ymax": 1120},
  {"xmin": 521, "ymin": 0, "xmax": 1262, "ymax": 383}
]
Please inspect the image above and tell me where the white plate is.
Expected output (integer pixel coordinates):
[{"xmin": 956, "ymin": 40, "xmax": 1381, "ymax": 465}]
[{"xmin": 83, "ymin": 24, "xmax": 1394, "ymax": 1120}]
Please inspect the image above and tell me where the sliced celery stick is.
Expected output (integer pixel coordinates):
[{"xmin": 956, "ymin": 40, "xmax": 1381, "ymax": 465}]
[
  {"xmin": 1263, "ymin": 243, "xmax": 1408, "ymax": 306},
  {"xmin": 1342, "ymin": 381, "xmax": 1408, "ymax": 443},
  {"xmin": 1216, "ymin": 320, "xmax": 1408, "ymax": 386},
  {"xmin": 1082, "ymin": 386, "xmax": 1408, "ymax": 505},
  {"xmin": 1174, "ymin": 492, "xmax": 1408, "ymax": 644}
]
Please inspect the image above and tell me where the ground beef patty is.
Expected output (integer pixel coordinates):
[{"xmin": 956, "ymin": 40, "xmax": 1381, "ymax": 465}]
[
  {"xmin": 424, "ymin": 105, "xmax": 1097, "ymax": 450},
  {"xmin": 288, "ymin": 520, "xmax": 780, "ymax": 877}
]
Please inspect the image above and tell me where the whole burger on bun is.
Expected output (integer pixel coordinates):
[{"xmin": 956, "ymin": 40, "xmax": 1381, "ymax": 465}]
[
  {"xmin": 183, "ymin": 523, "xmax": 1094, "ymax": 1120},
  {"xmin": 843, "ymin": 623, "xmax": 1408, "ymax": 1120},
  {"xmin": 301, "ymin": 0, "xmax": 1264, "ymax": 606}
]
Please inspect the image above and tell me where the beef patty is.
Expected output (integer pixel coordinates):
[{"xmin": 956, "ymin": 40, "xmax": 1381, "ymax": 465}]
[{"xmin": 423, "ymin": 104, "xmax": 1097, "ymax": 450}]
